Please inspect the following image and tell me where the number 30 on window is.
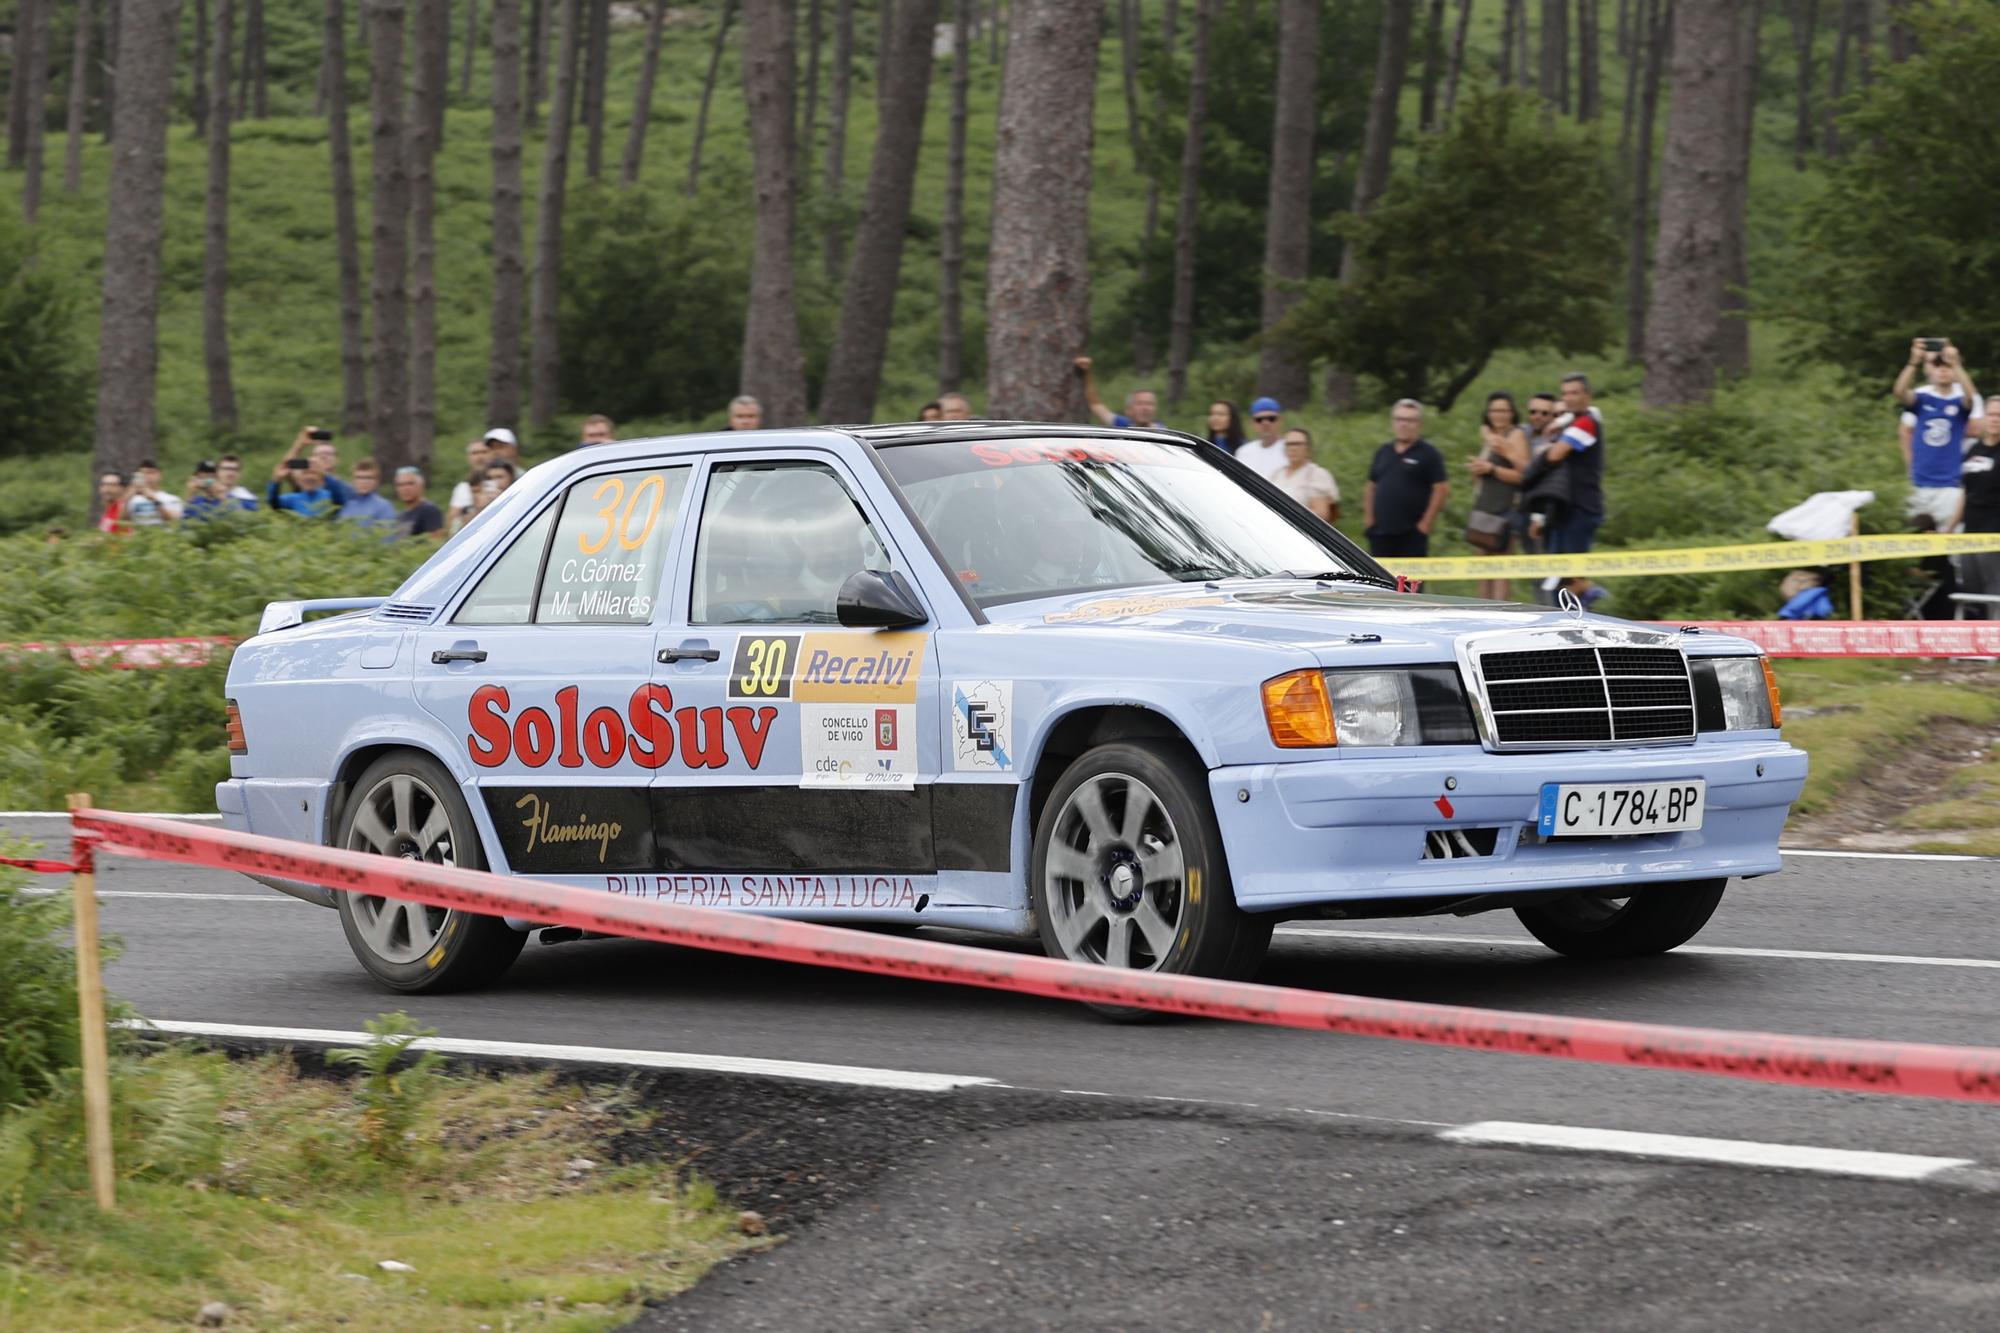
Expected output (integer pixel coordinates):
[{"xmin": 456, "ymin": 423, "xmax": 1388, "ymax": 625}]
[{"xmin": 577, "ymin": 474, "xmax": 667, "ymax": 554}]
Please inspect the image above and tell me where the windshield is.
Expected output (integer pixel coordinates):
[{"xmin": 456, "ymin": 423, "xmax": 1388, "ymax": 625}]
[{"xmin": 878, "ymin": 437, "xmax": 1380, "ymax": 607}]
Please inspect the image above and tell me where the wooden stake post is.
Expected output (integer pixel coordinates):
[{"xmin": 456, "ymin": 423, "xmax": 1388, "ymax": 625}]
[
  {"xmin": 1849, "ymin": 513, "xmax": 1865, "ymax": 621},
  {"xmin": 66, "ymin": 793, "xmax": 115, "ymax": 1210}
]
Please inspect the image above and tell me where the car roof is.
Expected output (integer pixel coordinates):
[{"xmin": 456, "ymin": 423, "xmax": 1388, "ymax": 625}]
[{"xmin": 842, "ymin": 420, "xmax": 1211, "ymax": 450}]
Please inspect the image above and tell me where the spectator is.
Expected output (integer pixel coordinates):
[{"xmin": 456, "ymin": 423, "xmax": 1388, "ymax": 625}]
[
  {"xmin": 393, "ymin": 466, "xmax": 446, "ymax": 541},
  {"xmin": 215, "ymin": 455, "xmax": 259, "ymax": 509},
  {"xmin": 482, "ymin": 427, "xmax": 522, "ymax": 472},
  {"xmin": 1362, "ymin": 399, "xmax": 1450, "ymax": 559},
  {"xmin": 919, "ymin": 400, "xmax": 944, "ymax": 422},
  {"xmin": 266, "ymin": 454, "xmax": 339, "ymax": 517},
  {"xmin": 1272, "ymin": 427, "xmax": 1339, "ymax": 521},
  {"xmin": 938, "ymin": 391, "xmax": 973, "ymax": 421},
  {"xmin": 473, "ymin": 459, "xmax": 519, "ymax": 514},
  {"xmin": 183, "ymin": 460, "xmax": 227, "ymax": 521},
  {"xmin": 310, "ymin": 432, "xmax": 342, "ymax": 482},
  {"xmin": 448, "ymin": 438, "xmax": 492, "ymax": 533},
  {"xmin": 1073, "ymin": 356, "xmax": 1160, "ymax": 428},
  {"xmin": 1953, "ymin": 409, "xmax": 2000, "ymax": 618},
  {"xmin": 728, "ymin": 396, "xmax": 763, "ymax": 430},
  {"xmin": 1206, "ymin": 400, "xmax": 1245, "ymax": 455},
  {"xmin": 95, "ymin": 470, "xmax": 128, "ymax": 534},
  {"xmin": 1527, "ymin": 373, "xmax": 1607, "ymax": 557},
  {"xmin": 1516, "ymin": 391, "xmax": 1564, "ymax": 553},
  {"xmin": 579, "ymin": 413, "xmax": 616, "ymax": 446},
  {"xmin": 1237, "ymin": 397, "xmax": 1289, "ymax": 480},
  {"xmin": 1465, "ymin": 390, "xmax": 1532, "ymax": 600},
  {"xmin": 280, "ymin": 427, "xmax": 356, "ymax": 506},
  {"xmin": 1895, "ymin": 338, "xmax": 1985, "ymax": 530},
  {"xmin": 124, "ymin": 459, "xmax": 183, "ymax": 526},
  {"xmin": 337, "ymin": 459, "xmax": 399, "ymax": 528},
  {"xmin": 1907, "ymin": 512, "xmax": 1960, "ymax": 619}
]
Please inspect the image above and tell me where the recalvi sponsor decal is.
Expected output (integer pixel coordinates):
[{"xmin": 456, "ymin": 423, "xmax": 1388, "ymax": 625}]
[{"xmin": 730, "ymin": 632, "xmax": 927, "ymax": 704}]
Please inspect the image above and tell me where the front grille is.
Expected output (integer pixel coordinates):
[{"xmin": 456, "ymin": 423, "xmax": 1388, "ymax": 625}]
[{"xmin": 1469, "ymin": 635, "xmax": 1694, "ymax": 749}]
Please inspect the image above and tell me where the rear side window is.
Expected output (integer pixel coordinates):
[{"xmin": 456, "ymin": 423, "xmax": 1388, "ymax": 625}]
[
  {"xmin": 453, "ymin": 466, "xmax": 690, "ymax": 625},
  {"xmin": 691, "ymin": 462, "xmax": 894, "ymax": 625}
]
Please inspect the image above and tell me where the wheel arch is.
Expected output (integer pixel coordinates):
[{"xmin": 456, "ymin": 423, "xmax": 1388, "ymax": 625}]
[
  {"xmin": 324, "ymin": 737, "xmax": 469, "ymax": 847},
  {"xmin": 1023, "ymin": 702, "xmax": 1208, "ymax": 844}
]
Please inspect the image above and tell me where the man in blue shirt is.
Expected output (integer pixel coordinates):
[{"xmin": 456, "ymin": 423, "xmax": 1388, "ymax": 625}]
[
  {"xmin": 1073, "ymin": 355, "xmax": 1159, "ymax": 429},
  {"xmin": 266, "ymin": 455, "xmax": 340, "ymax": 517},
  {"xmin": 1895, "ymin": 338, "xmax": 1985, "ymax": 529},
  {"xmin": 336, "ymin": 459, "xmax": 398, "ymax": 528}
]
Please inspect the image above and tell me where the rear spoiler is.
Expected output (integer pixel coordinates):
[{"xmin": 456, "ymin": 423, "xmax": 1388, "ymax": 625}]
[{"xmin": 256, "ymin": 597, "xmax": 388, "ymax": 635}]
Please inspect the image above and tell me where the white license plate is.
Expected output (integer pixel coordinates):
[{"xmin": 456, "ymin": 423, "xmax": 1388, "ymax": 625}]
[{"xmin": 1537, "ymin": 780, "xmax": 1706, "ymax": 837}]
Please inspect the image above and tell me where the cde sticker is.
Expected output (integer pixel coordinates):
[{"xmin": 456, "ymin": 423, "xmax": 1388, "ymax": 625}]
[{"xmin": 800, "ymin": 703, "xmax": 915, "ymax": 789}]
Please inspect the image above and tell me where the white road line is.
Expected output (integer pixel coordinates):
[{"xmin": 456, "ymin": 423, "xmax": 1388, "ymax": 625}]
[
  {"xmin": 1278, "ymin": 926, "xmax": 2000, "ymax": 970},
  {"xmin": 1440, "ymin": 1121, "xmax": 1975, "ymax": 1181},
  {"xmin": 21, "ymin": 888, "xmax": 294, "ymax": 902},
  {"xmin": 123, "ymin": 1019, "xmax": 1000, "ymax": 1093},
  {"xmin": 1782, "ymin": 847, "xmax": 1991, "ymax": 863}
]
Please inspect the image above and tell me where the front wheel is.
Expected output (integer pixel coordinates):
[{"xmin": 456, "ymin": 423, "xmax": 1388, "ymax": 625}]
[
  {"xmin": 1513, "ymin": 879, "xmax": 1727, "ymax": 959},
  {"xmin": 1032, "ymin": 740, "xmax": 1271, "ymax": 1001},
  {"xmin": 333, "ymin": 751, "xmax": 524, "ymax": 993}
]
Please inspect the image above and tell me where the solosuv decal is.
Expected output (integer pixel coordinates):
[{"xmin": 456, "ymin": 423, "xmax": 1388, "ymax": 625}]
[
  {"xmin": 951, "ymin": 680, "xmax": 1014, "ymax": 772},
  {"xmin": 467, "ymin": 684, "xmax": 778, "ymax": 771},
  {"xmin": 728, "ymin": 632, "xmax": 927, "ymax": 704}
]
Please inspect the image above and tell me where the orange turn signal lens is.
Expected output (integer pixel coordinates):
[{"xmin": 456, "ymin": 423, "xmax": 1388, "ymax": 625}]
[
  {"xmin": 1760, "ymin": 658, "xmax": 1781, "ymax": 729},
  {"xmin": 224, "ymin": 699, "xmax": 248, "ymax": 754},
  {"xmin": 1262, "ymin": 670, "xmax": 1337, "ymax": 748}
]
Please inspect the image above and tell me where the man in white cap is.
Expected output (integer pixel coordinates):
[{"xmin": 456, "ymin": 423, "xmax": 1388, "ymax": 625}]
[{"xmin": 483, "ymin": 427, "xmax": 521, "ymax": 468}]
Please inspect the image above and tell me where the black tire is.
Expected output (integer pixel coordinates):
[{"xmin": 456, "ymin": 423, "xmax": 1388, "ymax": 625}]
[
  {"xmin": 1031, "ymin": 739, "xmax": 1271, "ymax": 1015},
  {"xmin": 333, "ymin": 751, "xmax": 525, "ymax": 993},
  {"xmin": 1513, "ymin": 879, "xmax": 1728, "ymax": 960}
]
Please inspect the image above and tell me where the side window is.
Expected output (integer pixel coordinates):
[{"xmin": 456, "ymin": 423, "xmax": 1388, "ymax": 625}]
[
  {"xmin": 454, "ymin": 505, "xmax": 556, "ymax": 625},
  {"xmin": 536, "ymin": 467, "xmax": 690, "ymax": 624},
  {"xmin": 691, "ymin": 462, "xmax": 893, "ymax": 625}
]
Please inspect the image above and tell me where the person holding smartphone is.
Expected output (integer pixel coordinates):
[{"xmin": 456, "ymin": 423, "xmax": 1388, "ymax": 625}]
[
  {"xmin": 275, "ymin": 426, "xmax": 356, "ymax": 510},
  {"xmin": 267, "ymin": 444, "xmax": 339, "ymax": 518},
  {"xmin": 1895, "ymin": 337, "xmax": 1985, "ymax": 529}
]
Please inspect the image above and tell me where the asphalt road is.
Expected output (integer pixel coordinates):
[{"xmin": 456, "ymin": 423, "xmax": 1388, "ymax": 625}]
[{"xmin": 10, "ymin": 813, "xmax": 2000, "ymax": 1328}]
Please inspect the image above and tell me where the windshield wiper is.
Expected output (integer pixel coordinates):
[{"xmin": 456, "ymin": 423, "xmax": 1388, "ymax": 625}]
[
  {"xmin": 1278, "ymin": 569, "xmax": 1398, "ymax": 589},
  {"xmin": 1160, "ymin": 564, "xmax": 1240, "ymax": 582}
]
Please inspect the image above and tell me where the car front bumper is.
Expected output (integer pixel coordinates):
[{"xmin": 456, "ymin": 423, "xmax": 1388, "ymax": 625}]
[{"xmin": 1209, "ymin": 735, "xmax": 1807, "ymax": 912}]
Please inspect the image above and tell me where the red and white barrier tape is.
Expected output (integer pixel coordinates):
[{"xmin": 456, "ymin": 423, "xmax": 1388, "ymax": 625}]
[
  {"xmin": 0, "ymin": 637, "xmax": 233, "ymax": 669},
  {"xmin": 66, "ymin": 808, "xmax": 2000, "ymax": 1104},
  {"xmin": 1657, "ymin": 621, "xmax": 2000, "ymax": 657}
]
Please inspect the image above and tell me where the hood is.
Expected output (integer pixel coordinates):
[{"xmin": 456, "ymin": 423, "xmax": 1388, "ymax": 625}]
[{"xmin": 988, "ymin": 580, "xmax": 1715, "ymax": 663}]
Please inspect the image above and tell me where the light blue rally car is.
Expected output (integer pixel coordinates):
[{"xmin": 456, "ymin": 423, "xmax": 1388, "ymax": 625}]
[{"xmin": 220, "ymin": 424, "xmax": 1806, "ymax": 993}]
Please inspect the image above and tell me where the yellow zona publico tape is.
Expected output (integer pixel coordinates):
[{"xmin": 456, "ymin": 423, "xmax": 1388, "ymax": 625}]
[{"xmin": 1382, "ymin": 531, "xmax": 2000, "ymax": 581}]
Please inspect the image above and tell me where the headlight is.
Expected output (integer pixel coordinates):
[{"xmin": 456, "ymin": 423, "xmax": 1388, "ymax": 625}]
[
  {"xmin": 1693, "ymin": 656, "xmax": 1779, "ymax": 730},
  {"xmin": 1262, "ymin": 667, "xmax": 1478, "ymax": 748}
]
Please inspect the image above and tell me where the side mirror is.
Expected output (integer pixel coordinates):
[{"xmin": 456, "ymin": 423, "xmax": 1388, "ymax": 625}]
[{"xmin": 836, "ymin": 570, "xmax": 928, "ymax": 629}]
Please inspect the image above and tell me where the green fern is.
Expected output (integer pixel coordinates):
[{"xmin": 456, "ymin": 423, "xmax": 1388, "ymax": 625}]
[{"xmin": 327, "ymin": 1012, "xmax": 447, "ymax": 1168}]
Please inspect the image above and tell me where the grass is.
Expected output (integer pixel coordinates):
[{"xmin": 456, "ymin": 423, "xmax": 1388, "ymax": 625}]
[
  {"xmin": 0, "ymin": 1046, "xmax": 751, "ymax": 1331},
  {"xmin": 1774, "ymin": 659, "xmax": 2000, "ymax": 817}
]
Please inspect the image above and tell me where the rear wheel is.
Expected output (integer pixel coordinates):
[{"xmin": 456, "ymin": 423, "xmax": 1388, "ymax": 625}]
[
  {"xmin": 334, "ymin": 752, "xmax": 524, "ymax": 993},
  {"xmin": 1513, "ymin": 879, "xmax": 1727, "ymax": 959},
  {"xmin": 1032, "ymin": 740, "xmax": 1270, "ymax": 1010}
]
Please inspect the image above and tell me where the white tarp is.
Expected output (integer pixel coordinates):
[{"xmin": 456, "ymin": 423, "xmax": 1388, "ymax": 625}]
[{"xmin": 1767, "ymin": 490, "xmax": 1876, "ymax": 542}]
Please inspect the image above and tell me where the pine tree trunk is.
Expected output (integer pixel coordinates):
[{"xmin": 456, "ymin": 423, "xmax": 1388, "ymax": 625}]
[
  {"xmin": 1617, "ymin": 0, "xmax": 1629, "ymax": 55},
  {"xmin": 204, "ymin": 0, "xmax": 237, "ymax": 428},
  {"xmin": 738, "ymin": 0, "xmax": 808, "ymax": 424},
  {"xmin": 488, "ymin": 0, "xmax": 525, "ymax": 424},
  {"xmin": 620, "ymin": 0, "xmax": 667, "ymax": 185},
  {"xmin": 937, "ymin": 0, "xmax": 969, "ymax": 392},
  {"xmin": 984, "ymin": 0, "xmax": 1100, "ymax": 420},
  {"xmin": 8, "ymin": 0, "xmax": 37, "ymax": 170},
  {"xmin": 1643, "ymin": 0, "xmax": 1734, "ymax": 408},
  {"xmin": 410, "ymin": 0, "xmax": 446, "ymax": 462},
  {"xmin": 988, "ymin": 0, "xmax": 1000, "ymax": 62},
  {"xmin": 1330, "ymin": 0, "xmax": 1412, "ymax": 407},
  {"xmin": 1625, "ymin": 0, "xmax": 1666, "ymax": 361},
  {"xmin": 62, "ymin": 0, "xmax": 90, "ymax": 194},
  {"xmin": 686, "ymin": 0, "xmax": 736, "ymax": 196},
  {"xmin": 1256, "ymin": 0, "xmax": 1318, "ymax": 407},
  {"xmin": 581, "ymin": 0, "xmax": 607, "ymax": 177},
  {"xmin": 366, "ymin": 0, "xmax": 413, "ymax": 467},
  {"xmin": 1500, "ymin": 0, "xmax": 1518, "ymax": 84},
  {"xmin": 461, "ymin": 0, "xmax": 477, "ymax": 94},
  {"xmin": 875, "ymin": 0, "xmax": 894, "ymax": 117},
  {"xmin": 529, "ymin": 0, "xmax": 581, "ymax": 426},
  {"xmin": 1850, "ymin": 0, "xmax": 1871, "ymax": 89},
  {"xmin": 1789, "ymin": 0, "xmax": 1815, "ymax": 169},
  {"xmin": 525, "ymin": 0, "xmax": 547, "ymax": 126},
  {"xmin": 194, "ymin": 0, "xmax": 210, "ymax": 138},
  {"xmin": 1442, "ymin": 0, "xmax": 1472, "ymax": 119},
  {"xmin": 245, "ymin": 0, "xmax": 266, "ymax": 118},
  {"xmin": 325, "ymin": 0, "xmax": 370, "ymax": 433},
  {"xmin": 1715, "ymin": 0, "xmax": 1758, "ymax": 378},
  {"xmin": 1167, "ymin": 0, "xmax": 1222, "ymax": 402},
  {"xmin": 1823, "ymin": 0, "xmax": 1848, "ymax": 156},
  {"xmin": 1116, "ymin": 0, "xmax": 1154, "ymax": 372},
  {"xmin": 818, "ymin": 0, "xmax": 939, "ymax": 423},
  {"xmin": 1619, "ymin": 0, "xmax": 1642, "ymax": 151},
  {"xmin": 21, "ymin": 0, "xmax": 47, "ymax": 223},
  {"xmin": 819, "ymin": 0, "xmax": 851, "ymax": 280},
  {"xmin": 1577, "ymin": 0, "xmax": 1601, "ymax": 120},
  {"xmin": 101, "ymin": 0, "xmax": 119, "ymax": 142},
  {"xmin": 797, "ymin": 0, "xmax": 822, "ymax": 192},
  {"xmin": 92, "ymin": 0, "xmax": 181, "ymax": 486},
  {"xmin": 1885, "ymin": 0, "xmax": 1912, "ymax": 63},
  {"xmin": 1539, "ymin": 0, "xmax": 1565, "ymax": 113},
  {"xmin": 1418, "ymin": 0, "xmax": 1445, "ymax": 131},
  {"xmin": 1514, "ymin": 0, "xmax": 1532, "ymax": 83}
]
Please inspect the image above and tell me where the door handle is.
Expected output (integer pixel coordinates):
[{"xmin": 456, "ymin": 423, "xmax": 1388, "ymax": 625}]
[
  {"xmin": 432, "ymin": 647, "xmax": 488, "ymax": 664},
  {"xmin": 658, "ymin": 645, "xmax": 722, "ymax": 664}
]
